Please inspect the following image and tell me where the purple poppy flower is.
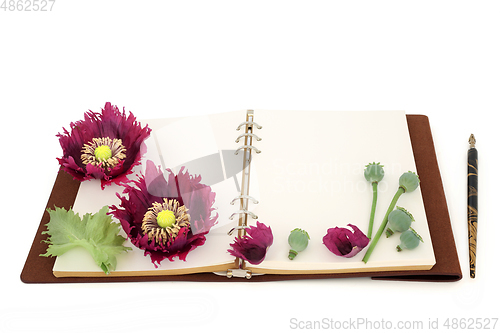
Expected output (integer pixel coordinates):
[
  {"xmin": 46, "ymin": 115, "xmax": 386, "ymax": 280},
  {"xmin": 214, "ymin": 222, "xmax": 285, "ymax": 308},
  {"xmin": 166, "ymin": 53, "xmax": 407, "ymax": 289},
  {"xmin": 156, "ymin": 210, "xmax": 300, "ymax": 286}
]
[
  {"xmin": 109, "ymin": 160, "xmax": 218, "ymax": 267},
  {"xmin": 57, "ymin": 102, "xmax": 151, "ymax": 188},
  {"xmin": 323, "ymin": 224, "xmax": 369, "ymax": 258},
  {"xmin": 228, "ymin": 221, "xmax": 273, "ymax": 265}
]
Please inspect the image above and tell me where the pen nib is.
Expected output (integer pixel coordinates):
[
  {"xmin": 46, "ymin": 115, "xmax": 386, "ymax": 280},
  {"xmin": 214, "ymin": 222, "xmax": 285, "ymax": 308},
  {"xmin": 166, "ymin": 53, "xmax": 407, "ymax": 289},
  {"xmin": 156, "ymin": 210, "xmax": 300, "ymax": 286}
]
[{"xmin": 468, "ymin": 134, "xmax": 476, "ymax": 148}]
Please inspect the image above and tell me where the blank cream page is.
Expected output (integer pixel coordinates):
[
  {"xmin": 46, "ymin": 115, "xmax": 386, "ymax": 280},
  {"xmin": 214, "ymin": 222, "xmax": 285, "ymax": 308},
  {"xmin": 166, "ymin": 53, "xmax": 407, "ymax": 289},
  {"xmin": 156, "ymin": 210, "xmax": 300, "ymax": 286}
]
[{"xmin": 248, "ymin": 110, "xmax": 435, "ymax": 273}]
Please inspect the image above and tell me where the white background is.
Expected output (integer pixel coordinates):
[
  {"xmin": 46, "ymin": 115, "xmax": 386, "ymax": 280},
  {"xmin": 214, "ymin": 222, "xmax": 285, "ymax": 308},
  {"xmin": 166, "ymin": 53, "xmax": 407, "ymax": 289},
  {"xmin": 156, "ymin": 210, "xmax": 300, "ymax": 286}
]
[{"xmin": 1, "ymin": 1, "xmax": 498, "ymax": 332}]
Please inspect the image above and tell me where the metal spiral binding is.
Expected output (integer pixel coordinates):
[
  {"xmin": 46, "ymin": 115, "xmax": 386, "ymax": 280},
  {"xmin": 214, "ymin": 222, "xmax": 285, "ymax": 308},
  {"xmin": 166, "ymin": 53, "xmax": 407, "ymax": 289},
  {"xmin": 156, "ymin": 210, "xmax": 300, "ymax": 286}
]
[
  {"xmin": 235, "ymin": 145, "xmax": 261, "ymax": 154},
  {"xmin": 226, "ymin": 110, "xmax": 262, "ymax": 279},
  {"xmin": 227, "ymin": 225, "xmax": 248, "ymax": 236},
  {"xmin": 229, "ymin": 209, "xmax": 258, "ymax": 220},
  {"xmin": 235, "ymin": 133, "xmax": 262, "ymax": 143},
  {"xmin": 226, "ymin": 269, "xmax": 253, "ymax": 279},
  {"xmin": 236, "ymin": 120, "xmax": 262, "ymax": 131},
  {"xmin": 230, "ymin": 195, "xmax": 259, "ymax": 205}
]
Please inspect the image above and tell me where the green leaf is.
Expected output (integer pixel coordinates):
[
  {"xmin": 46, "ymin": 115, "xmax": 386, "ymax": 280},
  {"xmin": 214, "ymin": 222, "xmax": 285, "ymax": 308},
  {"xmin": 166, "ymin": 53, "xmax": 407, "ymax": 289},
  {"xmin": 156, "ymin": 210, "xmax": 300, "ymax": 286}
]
[{"xmin": 41, "ymin": 206, "xmax": 132, "ymax": 274}]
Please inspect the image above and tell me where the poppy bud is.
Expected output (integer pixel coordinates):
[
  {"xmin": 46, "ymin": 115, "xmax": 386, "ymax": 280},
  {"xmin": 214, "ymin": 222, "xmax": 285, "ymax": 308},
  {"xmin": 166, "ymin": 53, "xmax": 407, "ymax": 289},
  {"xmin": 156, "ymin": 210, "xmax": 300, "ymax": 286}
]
[
  {"xmin": 288, "ymin": 228, "xmax": 310, "ymax": 260},
  {"xmin": 396, "ymin": 228, "xmax": 423, "ymax": 252}
]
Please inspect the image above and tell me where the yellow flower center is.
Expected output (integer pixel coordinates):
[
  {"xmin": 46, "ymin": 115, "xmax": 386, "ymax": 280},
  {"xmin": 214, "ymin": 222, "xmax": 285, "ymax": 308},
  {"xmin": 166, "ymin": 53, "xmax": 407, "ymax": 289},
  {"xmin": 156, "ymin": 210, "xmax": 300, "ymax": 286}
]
[
  {"xmin": 81, "ymin": 137, "xmax": 127, "ymax": 169},
  {"xmin": 157, "ymin": 210, "xmax": 176, "ymax": 228},
  {"xmin": 142, "ymin": 199, "xmax": 190, "ymax": 245},
  {"xmin": 94, "ymin": 145, "xmax": 112, "ymax": 161}
]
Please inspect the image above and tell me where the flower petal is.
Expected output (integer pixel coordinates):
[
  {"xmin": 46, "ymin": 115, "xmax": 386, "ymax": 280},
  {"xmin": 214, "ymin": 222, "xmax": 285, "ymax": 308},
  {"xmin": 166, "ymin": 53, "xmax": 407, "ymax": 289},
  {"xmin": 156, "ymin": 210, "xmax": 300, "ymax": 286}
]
[
  {"xmin": 248, "ymin": 221, "xmax": 273, "ymax": 248},
  {"xmin": 177, "ymin": 167, "xmax": 218, "ymax": 235},
  {"xmin": 145, "ymin": 160, "xmax": 177, "ymax": 198},
  {"xmin": 109, "ymin": 162, "xmax": 218, "ymax": 267},
  {"xmin": 323, "ymin": 224, "xmax": 369, "ymax": 258},
  {"xmin": 228, "ymin": 221, "xmax": 273, "ymax": 265},
  {"xmin": 57, "ymin": 102, "xmax": 151, "ymax": 188},
  {"xmin": 346, "ymin": 224, "xmax": 370, "ymax": 248}
]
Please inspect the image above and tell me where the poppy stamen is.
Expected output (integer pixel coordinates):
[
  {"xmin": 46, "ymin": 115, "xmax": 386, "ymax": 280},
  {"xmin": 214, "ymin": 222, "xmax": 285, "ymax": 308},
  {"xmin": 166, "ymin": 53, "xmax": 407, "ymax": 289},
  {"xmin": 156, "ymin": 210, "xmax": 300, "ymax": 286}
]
[{"xmin": 81, "ymin": 137, "xmax": 126, "ymax": 169}]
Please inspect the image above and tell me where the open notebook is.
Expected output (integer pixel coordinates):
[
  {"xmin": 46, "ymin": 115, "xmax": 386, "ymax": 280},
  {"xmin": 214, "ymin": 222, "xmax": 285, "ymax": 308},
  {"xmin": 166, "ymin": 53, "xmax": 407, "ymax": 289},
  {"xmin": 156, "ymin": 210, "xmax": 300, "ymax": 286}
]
[{"xmin": 51, "ymin": 110, "xmax": 435, "ymax": 278}]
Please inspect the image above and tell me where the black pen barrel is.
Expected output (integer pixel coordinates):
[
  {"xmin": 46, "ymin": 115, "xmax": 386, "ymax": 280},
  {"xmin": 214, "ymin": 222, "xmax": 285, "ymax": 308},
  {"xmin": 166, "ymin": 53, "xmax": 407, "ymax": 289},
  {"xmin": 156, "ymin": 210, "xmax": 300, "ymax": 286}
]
[{"xmin": 467, "ymin": 147, "xmax": 478, "ymax": 278}]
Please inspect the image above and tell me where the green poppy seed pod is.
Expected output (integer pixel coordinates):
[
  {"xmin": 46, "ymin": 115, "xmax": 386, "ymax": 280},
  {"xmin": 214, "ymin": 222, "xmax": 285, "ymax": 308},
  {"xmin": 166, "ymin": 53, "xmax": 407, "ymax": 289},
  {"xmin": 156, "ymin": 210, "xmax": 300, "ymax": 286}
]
[
  {"xmin": 386, "ymin": 206, "xmax": 414, "ymax": 237},
  {"xmin": 288, "ymin": 228, "xmax": 310, "ymax": 260},
  {"xmin": 399, "ymin": 171, "xmax": 420, "ymax": 193},
  {"xmin": 364, "ymin": 162, "xmax": 385, "ymax": 183},
  {"xmin": 396, "ymin": 228, "xmax": 423, "ymax": 252}
]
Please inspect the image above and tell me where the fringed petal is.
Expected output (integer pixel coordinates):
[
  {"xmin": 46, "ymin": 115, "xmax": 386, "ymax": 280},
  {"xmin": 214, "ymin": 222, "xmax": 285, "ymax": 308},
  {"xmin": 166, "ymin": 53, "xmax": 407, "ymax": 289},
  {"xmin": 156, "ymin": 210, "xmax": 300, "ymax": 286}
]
[
  {"xmin": 228, "ymin": 221, "xmax": 273, "ymax": 265},
  {"xmin": 323, "ymin": 224, "xmax": 369, "ymax": 258},
  {"xmin": 56, "ymin": 102, "xmax": 151, "ymax": 188},
  {"xmin": 109, "ymin": 161, "xmax": 218, "ymax": 267}
]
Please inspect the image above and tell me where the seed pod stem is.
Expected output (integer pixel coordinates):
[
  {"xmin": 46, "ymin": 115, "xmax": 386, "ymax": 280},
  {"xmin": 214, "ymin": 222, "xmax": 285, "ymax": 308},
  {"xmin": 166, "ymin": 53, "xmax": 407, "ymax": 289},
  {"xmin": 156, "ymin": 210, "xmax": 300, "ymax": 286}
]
[
  {"xmin": 367, "ymin": 181, "xmax": 378, "ymax": 239},
  {"xmin": 362, "ymin": 186, "xmax": 405, "ymax": 263},
  {"xmin": 288, "ymin": 249, "xmax": 299, "ymax": 260},
  {"xmin": 364, "ymin": 162, "xmax": 384, "ymax": 239}
]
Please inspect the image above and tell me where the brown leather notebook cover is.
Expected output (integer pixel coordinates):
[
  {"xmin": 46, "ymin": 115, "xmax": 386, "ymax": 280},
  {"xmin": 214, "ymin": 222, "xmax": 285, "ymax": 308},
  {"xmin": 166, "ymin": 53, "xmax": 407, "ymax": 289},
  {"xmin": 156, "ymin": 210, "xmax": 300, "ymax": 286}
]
[{"xmin": 21, "ymin": 115, "xmax": 462, "ymax": 283}]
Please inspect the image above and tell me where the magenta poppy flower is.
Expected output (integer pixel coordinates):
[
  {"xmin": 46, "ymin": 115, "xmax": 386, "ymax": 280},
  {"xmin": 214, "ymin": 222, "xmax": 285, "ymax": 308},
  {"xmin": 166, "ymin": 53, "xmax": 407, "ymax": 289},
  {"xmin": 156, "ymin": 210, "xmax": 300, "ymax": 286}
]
[
  {"xmin": 57, "ymin": 102, "xmax": 151, "ymax": 188},
  {"xmin": 323, "ymin": 224, "xmax": 369, "ymax": 258},
  {"xmin": 109, "ymin": 160, "xmax": 218, "ymax": 267},
  {"xmin": 228, "ymin": 222, "xmax": 273, "ymax": 265}
]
